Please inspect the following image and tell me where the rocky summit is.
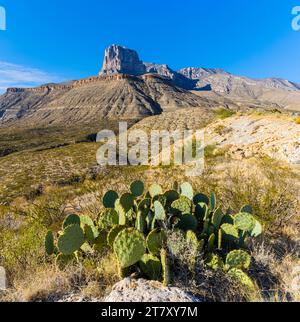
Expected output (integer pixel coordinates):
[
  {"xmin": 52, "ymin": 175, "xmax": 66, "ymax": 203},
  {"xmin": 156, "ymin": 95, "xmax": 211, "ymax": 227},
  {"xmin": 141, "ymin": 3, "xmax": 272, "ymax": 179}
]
[
  {"xmin": 99, "ymin": 44, "xmax": 146, "ymax": 76},
  {"xmin": 1, "ymin": 44, "xmax": 300, "ymax": 128}
]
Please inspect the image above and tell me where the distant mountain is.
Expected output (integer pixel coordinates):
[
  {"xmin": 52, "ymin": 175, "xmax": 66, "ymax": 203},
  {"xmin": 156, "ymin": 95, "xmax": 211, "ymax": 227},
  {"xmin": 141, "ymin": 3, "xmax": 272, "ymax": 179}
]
[{"xmin": 1, "ymin": 44, "xmax": 300, "ymax": 127}]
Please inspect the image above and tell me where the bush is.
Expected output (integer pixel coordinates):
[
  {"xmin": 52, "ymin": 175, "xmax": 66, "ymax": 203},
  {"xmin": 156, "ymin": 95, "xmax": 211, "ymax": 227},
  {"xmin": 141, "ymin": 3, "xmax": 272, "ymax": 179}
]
[{"xmin": 295, "ymin": 117, "xmax": 300, "ymax": 125}]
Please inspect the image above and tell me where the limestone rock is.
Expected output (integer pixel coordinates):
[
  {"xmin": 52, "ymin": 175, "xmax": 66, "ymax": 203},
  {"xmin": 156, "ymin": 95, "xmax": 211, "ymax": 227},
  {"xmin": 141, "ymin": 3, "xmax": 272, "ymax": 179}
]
[
  {"xmin": 99, "ymin": 45, "xmax": 146, "ymax": 76},
  {"xmin": 103, "ymin": 278, "xmax": 200, "ymax": 302}
]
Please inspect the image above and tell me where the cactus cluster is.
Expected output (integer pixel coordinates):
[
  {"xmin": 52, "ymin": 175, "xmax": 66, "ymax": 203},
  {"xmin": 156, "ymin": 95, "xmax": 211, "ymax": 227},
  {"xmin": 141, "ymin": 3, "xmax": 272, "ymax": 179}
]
[{"xmin": 45, "ymin": 180, "xmax": 262, "ymax": 289}]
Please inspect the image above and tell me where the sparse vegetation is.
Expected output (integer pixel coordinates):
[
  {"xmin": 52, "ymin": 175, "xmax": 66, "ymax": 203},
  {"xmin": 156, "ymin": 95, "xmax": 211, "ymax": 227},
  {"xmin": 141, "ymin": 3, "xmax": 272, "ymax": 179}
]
[{"xmin": 213, "ymin": 108, "xmax": 236, "ymax": 120}]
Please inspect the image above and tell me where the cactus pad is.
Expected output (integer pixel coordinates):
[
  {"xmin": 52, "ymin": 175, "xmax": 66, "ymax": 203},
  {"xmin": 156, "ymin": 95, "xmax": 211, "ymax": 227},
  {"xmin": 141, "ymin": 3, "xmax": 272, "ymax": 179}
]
[
  {"xmin": 221, "ymin": 223, "xmax": 239, "ymax": 241},
  {"xmin": 139, "ymin": 254, "xmax": 162, "ymax": 280},
  {"xmin": 98, "ymin": 208, "xmax": 119, "ymax": 229},
  {"xmin": 171, "ymin": 196, "xmax": 192, "ymax": 215},
  {"xmin": 63, "ymin": 214, "xmax": 80, "ymax": 229},
  {"xmin": 58, "ymin": 224, "xmax": 85, "ymax": 255},
  {"xmin": 113, "ymin": 228, "xmax": 146, "ymax": 268},
  {"xmin": 103, "ymin": 190, "xmax": 119, "ymax": 208},
  {"xmin": 107, "ymin": 225, "xmax": 126, "ymax": 248},
  {"xmin": 154, "ymin": 201, "xmax": 166, "ymax": 221},
  {"xmin": 180, "ymin": 182, "xmax": 194, "ymax": 200},
  {"xmin": 226, "ymin": 250, "xmax": 252, "ymax": 269},
  {"xmin": 130, "ymin": 180, "xmax": 144, "ymax": 197},
  {"xmin": 45, "ymin": 230, "xmax": 55, "ymax": 255},
  {"xmin": 146, "ymin": 229, "xmax": 166, "ymax": 255},
  {"xmin": 234, "ymin": 213, "xmax": 256, "ymax": 232},
  {"xmin": 149, "ymin": 184, "xmax": 163, "ymax": 198}
]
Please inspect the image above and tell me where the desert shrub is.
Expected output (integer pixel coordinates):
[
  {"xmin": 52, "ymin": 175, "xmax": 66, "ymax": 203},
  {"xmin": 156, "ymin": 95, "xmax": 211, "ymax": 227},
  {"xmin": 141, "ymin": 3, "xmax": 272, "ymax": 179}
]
[
  {"xmin": 213, "ymin": 108, "xmax": 236, "ymax": 119},
  {"xmin": 0, "ymin": 219, "xmax": 47, "ymax": 279},
  {"xmin": 295, "ymin": 117, "xmax": 300, "ymax": 125},
  {"xmin": 44, "ymin": 180, "xmax": 262, "ymax": 299}
]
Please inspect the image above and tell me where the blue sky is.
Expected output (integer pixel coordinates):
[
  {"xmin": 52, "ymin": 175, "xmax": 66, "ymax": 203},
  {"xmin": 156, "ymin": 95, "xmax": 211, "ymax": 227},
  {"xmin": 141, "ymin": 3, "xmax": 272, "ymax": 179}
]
[{"xmin": 0, "ymin": 0, "xmax": 299, "ymax": 91}]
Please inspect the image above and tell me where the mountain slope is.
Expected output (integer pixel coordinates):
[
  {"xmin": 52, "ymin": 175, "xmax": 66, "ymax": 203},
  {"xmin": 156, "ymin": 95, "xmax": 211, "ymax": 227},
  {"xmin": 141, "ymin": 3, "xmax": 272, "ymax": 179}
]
[{"xmin": 0, "ymin": 74, "xmax": 223, "ymax": 127}]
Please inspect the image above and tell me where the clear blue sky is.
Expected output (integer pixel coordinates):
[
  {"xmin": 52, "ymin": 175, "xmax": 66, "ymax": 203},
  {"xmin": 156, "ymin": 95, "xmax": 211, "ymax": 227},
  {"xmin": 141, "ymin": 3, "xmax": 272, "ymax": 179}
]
[{"xmin": 0, "ymin": 0, "xmax": 299, "ymax": 90}]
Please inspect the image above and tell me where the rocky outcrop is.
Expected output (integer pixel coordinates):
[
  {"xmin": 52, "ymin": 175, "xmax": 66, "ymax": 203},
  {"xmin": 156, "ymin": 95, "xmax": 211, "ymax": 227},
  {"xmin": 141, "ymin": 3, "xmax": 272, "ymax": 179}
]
[
  {"xmin": 99, "ymin": 45, "xmax": 146, "ymax": 76},
  {"xmin": 206, "ymin": 114, "xmax": 300, "ymax": 164},
  {"xmin": 103, "ymin": 278, "xmax": 200, "ymax": 302}
]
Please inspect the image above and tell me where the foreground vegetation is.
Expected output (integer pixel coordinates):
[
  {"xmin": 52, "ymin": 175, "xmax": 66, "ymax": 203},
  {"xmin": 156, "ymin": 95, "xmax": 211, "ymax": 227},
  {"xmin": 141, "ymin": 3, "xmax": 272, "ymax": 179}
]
[{"xmin": 0, "ymin": 115, "xmax": 300, "ymax": 302}]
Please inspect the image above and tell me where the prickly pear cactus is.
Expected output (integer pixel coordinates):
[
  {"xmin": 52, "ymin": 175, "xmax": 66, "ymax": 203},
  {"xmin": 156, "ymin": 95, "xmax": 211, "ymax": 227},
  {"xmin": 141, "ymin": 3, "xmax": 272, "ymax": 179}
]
[
  {"xmin": 164, "ymin": 190, "xmax": 179, "ymax": 204},
  {"xmin": 103, "ymin": 190, "xmax": 119, "ymax": 208},
  {"xmin": 193, "ymin": 193, "xmax": 209, "ymax": 206},
  {"xmin": 63, "ymin": 214, "xmax": 80, "ymax": 229},
  {"xmin": 205, "ymin": 253, "xmax": 224, "ymax": 271},
  {"xmin": 180, "ymin": 182, "xmax": 194, "ymax": 200},
  {"xmin": 45, "ymin": 231, "xmax": 55, "ymax": 256},
  {"xmin": 98, "ymin": 208, "xmax": 119, "ymax": 230},
  {"xmin": 161, "ymin": 248, "xmax": 170, "ymax": 287},
  {"xmin": 139, "ymin": 254, "xmax": 162, "ymax": 281},
  {"xmin": 149, "ymin": 184, "xmax": 163, "ymax": 198},
  {"xmin": 212, "ymin": 208, "xmax": 224, "ymax": 229},
  {"xmin": 136, "ymin": 211, "xmax": 147, "ymax": 233},
  {"xmin": 107, "ymin": 225, "xmax": 126, "ymax": 248},
  {"xmin": 226, "ymin": 250, "xmax": 252, "ymax": 270},
  {"xmin": 58, "ymin": 224, "xmax": 85, "ymax": 255},
  {"xmin": 171, "ymin": 196, "xmax": 192, "ymax": 215},
  {"xmin": 147, "ymin": 229, "xmax": 166, "ymax": 255},
  {"xmin": 220, "ymin": 223, "xmax": 239, "ymax": 242},
  {"xmin": 130, "ymin": 180, "xmax": 144, "ymax": 197},
  {"xmin": 154, "ymin": 201, "xmax": 166, "ymax": 221},
  {"xmin": 228, "ymin": 268, "xmax": 255, "ymax": 290},
  {"xmin": 119, "ymin": 193, "xmax": 135, "ymax": 213},
  {"xmin": 234, "ymin": 213, "xmax": 256, "ymax": 232},
  {"xmin": 177, "ymin": 214, "xmax": 198, "ymax": 231},
  {"xmin": 113, "ymin": 228, "xmax": 146, "ymax": 268}
]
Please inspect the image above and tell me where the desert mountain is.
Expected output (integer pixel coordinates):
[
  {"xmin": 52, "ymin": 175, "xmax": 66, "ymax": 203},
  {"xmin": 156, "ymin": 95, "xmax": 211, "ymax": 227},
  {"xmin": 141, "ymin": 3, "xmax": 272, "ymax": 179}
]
[{"xmin": 1, "ymin": 44, "xmax": 300, "ymax": 127}]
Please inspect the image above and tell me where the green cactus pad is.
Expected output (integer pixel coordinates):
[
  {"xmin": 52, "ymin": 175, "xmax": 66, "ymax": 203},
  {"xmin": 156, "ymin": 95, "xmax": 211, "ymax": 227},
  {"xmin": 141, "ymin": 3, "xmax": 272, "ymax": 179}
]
[
  {"xmin": 212, "ymin": 207, "xmax": 224, "ymax": 229},
  {"xmin": 62, "ymin": 214, "xmax": 80, "ymax": 229},
  {"xmin": 210, "ymin": 192, "xmax": 217, "ymax": 211},
  {"xmin": 81, "ymin": 242, "xmax": 94, "ymax": 254},
  {"xmin": 84, "ymin": 224, "xmax": 99, "ymax": 244},
  {"xmin": 195, "ymin": 202, "xmax": 209, "ymax": 220},
  {"xmin": 161, "ymin": 248, "xmax": 170, "ymax": 286},
  {"xmin": 226, "ymin": 250, "xmax": 252, "ymax": 270},
  {"xmin": 207, "ymin": 233, "xmax": 216, "ymax": 252},
  {"xmin": 250, "ymin": 220, "xmax": 263, "ymax": 237},
  {"xmin": 186, "ymin": 230, "xmax": 203, "ymax": 253},
  {"xmin": 130, "ymin": 180, "xmax": 144, "ymax": 197},
  {"xmin": 193, "ymin": 193, "xmax": 209, "ymax": 206},
  {"xmin": 177, "ymin": 214, "xmax": 198, "ymax": 231},
  {"xmin": 154, "ymin": 201, "xmax": 166, "ymax": 220},
  {"xmin": 221, "ymin": 223, "xmax": 239, "ymax": 241},
  {"xmin": 180, "ymin": 182, "xmax": 194, "ymax": 200},
  {"xmin": 228, "ymin": 268, "xmax": 255, "ymax": 290},
  {"xmin": 119, "ymin": 193, "xmax": 135, "ymax": 213},
  {"xmin": 98, "ymin": 208, "xmax": 119, "ymax": 229},
  {"xmin": 146, "ymin": 229, "xmax": 166, "ymax": 255},
  {"xmin": 234, "ymin": 213, "xmax": 256, "ymax": 232},
  {"xmin": 55, "ymin": 254, "xmax": 75, "ymax": 270},
  {"xmin": 171, "ymin": 196, "xmax": 192, "ymax": 215},
  {"xmin": 45, "ymin": 230, "xmax": 55, "ymax": 255},
  {"xmin": 240, "ymin": 205, "xmax": 253, "ymax": 214},
  {"xmin": 149, "ymin": 184, "xmax": 163, "ymax": 198},
  {"xmin": 107, "ymin": 225, "xmax": 126, "ymax": 248},
  {"xmin": 136, "ymin": 211, "xmax": 147, "ymax": 233},
  {"xmin": 103, "ymin": 190, "xmax": 119, "ymax": 208},
  {"xmin": 205, "ymin": 253, "xmax": 224, "ymax": 271},
  {"xmin": 164, "ymin": 190, "xmax": 180, "ymax": 204},
  {"xmin": 58, "ymin": 224, "xmax": 85, "ymax": 255},
  {"xmin": 113, "ymin": 228, "xmax": 146, "ymax": 268},
  {"xmin": 80, "ymin": 215, "xmax": 94, "ymax": 227},
  {"xmin": 139, "ymin": 254, "xmax": 162, "ymax": 280},
  {"xmin": 93, "ymin": 231, "xmax": 108, "ymax": 252}
]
